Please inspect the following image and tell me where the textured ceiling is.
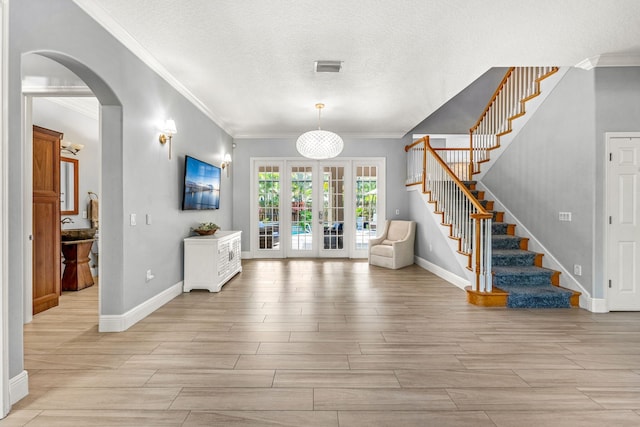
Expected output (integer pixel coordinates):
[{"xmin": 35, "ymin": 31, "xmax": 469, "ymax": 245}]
[{"xmin": 73, "ymin": 0, "xmax": 640, "ymax": 138}]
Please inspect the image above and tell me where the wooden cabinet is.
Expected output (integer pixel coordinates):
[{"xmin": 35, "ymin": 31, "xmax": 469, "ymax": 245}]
[{"xmin": 183, "ymin": 230, "xmax": 242, "ymax": 292}]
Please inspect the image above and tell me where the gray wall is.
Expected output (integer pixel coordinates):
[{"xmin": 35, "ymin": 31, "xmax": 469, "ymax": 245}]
[
  {"xmin": 9, "ymin": 0, "xmax": 232, "ymax": 377},
  {"xmin": 232, "ymin": 137, "xmax": 409, "ymax": 251},
  {"xmin": 409, "ymin": 68, "xmax": 509, "ymax": 135},
  {"xmin": 483, "ymin": 68, "xmax": 596, "ymax": 296},
  {"xmin": 593, "ymin": 67, "xmax": 640, "ymax": 297},
  {"xmin": 408, "ymin": 190, "xmax": 467, "ymax": 278}
]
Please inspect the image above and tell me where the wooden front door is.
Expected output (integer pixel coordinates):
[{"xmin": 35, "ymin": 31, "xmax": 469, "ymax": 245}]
[{"xmin": 33, "ymin": 125, "xmax": 62, "ymax": 314}]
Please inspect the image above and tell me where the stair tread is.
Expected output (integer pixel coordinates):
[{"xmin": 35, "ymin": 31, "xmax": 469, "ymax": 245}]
[
  {"xmin": 493, "ymin": 249, "xmax": 534, "ymax": 255},
  {"xmin": 498, "ymin": 284, "xmax": 572, "ymax": 294},
  {"xmin": 499, "ymin": 283, "xmax": 573, "ymax": 308},
  {"xmin": 492, "ymin": 265, "xmax": 553, "ymax": 276}
]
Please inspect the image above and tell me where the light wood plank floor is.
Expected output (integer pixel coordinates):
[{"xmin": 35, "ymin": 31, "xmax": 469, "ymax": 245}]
[{"xmin": 4, "ymin": 259, "xmax": 640, "ymax": 426}]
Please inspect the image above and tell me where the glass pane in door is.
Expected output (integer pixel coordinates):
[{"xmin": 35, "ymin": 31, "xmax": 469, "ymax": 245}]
[
  {"xmin": 290, "ymin": 166, "xmax": 313, "ymax": 251},
  {"xmin": 257, "ymin": 165, "xmax": 280, "ymax": 251},
  {"xmin": 355, "ymin": 165, "xmax": 378, "ymax": 250},
  {"xmin": 322, "ymin": 166, "xmax": 345, "ymax": 250}
]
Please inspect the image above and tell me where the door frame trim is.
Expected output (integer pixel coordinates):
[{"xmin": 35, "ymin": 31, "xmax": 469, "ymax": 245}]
[
  {"xmin": 1, "ymin": 0, "xmax": 8, "ymax": 417},
  {"xmin": 604, "ymin": 132, "xmax": 640, "ymax": 311}
]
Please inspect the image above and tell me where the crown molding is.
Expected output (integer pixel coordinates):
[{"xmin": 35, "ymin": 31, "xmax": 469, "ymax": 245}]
[
  {"xmin": 233, "ymin": 131, "xmax": 406, "ymax": 140},
  {"xmin": 72, "ymin": 0, "xmax": 233, "ymax": 136},
  {"xmin": 575, "ymin": 53, "xmax": 640, "ymax": 70},
  {"xmin": 21, "ymin": 85, "xmax": 94, "ymax": 96}
]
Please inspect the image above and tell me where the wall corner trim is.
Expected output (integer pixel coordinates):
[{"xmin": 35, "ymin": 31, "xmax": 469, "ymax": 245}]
[
  {"xmin": 414, "ymin": 255, "xmax": 470, "ymax": 290},
  {"xmin": 9, "ymin": 371, "xmax": 28, "ymax": 405},
  {"xmin": 99, "ymin": 282, "xmax": 182, "ymax": 332}
]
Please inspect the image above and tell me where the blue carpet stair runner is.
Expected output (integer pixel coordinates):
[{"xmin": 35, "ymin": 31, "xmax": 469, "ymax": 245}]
[{"xmin": 464, "ymin": 181, "xmax": 574, "ymax": 308}]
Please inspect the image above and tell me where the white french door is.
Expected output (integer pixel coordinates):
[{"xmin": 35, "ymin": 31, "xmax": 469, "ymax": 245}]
[
  {"xmin": 253, "ymin": 161, "xmax": 285, "ymax": 258},
  {"xmin": 607, "ymin": 134, "xmax": 640, "ymax": 310},
  {"xmin": 251, "ymin": 158, "xmax": 384, "ymax": 259},
  {"xmin": 352, "ymin": 160, "xmax": 385, "ymax": 258},
  {"xmin": 287, "ymin": 161, "xmax": 350, "ymax": 258}
]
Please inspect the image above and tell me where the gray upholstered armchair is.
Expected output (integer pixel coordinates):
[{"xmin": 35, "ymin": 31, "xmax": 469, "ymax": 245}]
[{"xmin": 368, "ymin": 220, "xmax": 416, "ymax": 269}]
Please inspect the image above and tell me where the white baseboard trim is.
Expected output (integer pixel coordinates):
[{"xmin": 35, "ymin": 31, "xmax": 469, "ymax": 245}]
[
  {"xmin": 414, "ymin": 255, "xmax": 470, "ymax": 290},
  {"xmin": 9, "ymin": 371, "xmax": 28, "ymax": 405},
  {"xmin": 99, "ymin": 282, "xmax": 183, "ymax": 332},
  {"xmin": 582, "ymin": 296, "xmax": 608, "ymax": 313}
]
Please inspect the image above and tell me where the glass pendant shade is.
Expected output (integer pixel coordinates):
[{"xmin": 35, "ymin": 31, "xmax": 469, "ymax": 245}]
[
  {"xmin": 296, "ymin": 103, "xmax": 344, "ymax": 159},
  {"xmin": 296, "ymin": 129, "xmax": 344, "ymax": 159}
]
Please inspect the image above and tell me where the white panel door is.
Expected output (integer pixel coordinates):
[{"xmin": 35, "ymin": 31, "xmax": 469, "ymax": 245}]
[{"xmin": 607, "ymin": 136, "xmax": 640, "ymax": 310}]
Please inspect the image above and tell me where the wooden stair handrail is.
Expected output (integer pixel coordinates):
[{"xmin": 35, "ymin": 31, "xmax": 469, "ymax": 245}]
[
  {"xmin": 406, "ymin": 136, "xmax": 492, "ymax": 218},
  {"xmin": 469, "ymin": 67, "xmax": 515, "ymax": 133},
  {"xmin": 467, "ymin": 67, "xmax": 560, "ymax": 179}
]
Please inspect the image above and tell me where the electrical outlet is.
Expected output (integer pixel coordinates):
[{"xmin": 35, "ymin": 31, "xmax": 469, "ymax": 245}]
[
  {"xmin": 82, "ymin": 210, "xmax": 87, "ymax": 219},
  {"xmin": 146, "ymin": 269, "xmax": 155, "ymax": 282},
  {"xmin": 395, "ymin": 209, "xmax": 400, "ymax": 215},
  {"xmin": 559, "ymin": 212, "xmax": 572, "ymax": 222},
  {"xmin": 573, "ymin": 264, "xmax": 582, "ymax": 276},
  {"xmin": 146, "ymin": 214, "xmax": 152, "ymax": 225}
]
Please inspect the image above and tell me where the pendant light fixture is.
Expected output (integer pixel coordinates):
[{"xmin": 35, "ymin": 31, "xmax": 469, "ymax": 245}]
[{"xmin": 296, "ymin": 103, "xmax": 344, "ymax": 159}]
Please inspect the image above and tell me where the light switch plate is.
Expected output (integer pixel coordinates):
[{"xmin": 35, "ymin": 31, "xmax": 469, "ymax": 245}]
[
  {"xmin": 573, "ymin": 264, "xmax": 582, "ymax": 276},
  {"xmin": 130, "ymin": 213, "xmax": 137, "ymax": 226}
]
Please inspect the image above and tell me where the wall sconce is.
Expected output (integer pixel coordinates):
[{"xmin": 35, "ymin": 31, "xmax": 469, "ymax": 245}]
[
  {"xmin": 221, "ymin": 153, "xmax": 232, "ymax": 177},
  {"xmin": 60, "ymin": 140, "xmax": 84, "ymax": 155},
  {"xmin": 159, "ymin": 119, "xmax": 177, "ymax": 159}
]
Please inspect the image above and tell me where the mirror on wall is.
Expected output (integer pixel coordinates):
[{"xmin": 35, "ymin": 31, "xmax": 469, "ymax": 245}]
[{"xmin": 60, "ymin": 157, "xmax": 79, "ymax": 215}]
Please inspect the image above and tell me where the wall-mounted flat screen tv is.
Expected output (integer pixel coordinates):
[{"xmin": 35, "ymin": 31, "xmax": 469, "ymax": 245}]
[{"xmin": 182, "ymin": 155, "xmax": 221, "ymax": 210}]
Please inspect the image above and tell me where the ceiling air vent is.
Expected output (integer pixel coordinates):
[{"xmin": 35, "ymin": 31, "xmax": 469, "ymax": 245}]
[{"xmin": 315, "ymin": 60, "xmax": 342, "ymax": 73}]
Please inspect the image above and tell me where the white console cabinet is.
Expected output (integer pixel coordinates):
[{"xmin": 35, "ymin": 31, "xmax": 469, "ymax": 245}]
[{"xmin": 183, "ymin": 230, "xmax": 242, "ymax": 292}]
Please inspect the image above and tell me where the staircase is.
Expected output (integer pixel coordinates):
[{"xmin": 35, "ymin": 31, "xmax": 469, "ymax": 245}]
[
  {"xmin": 464, "ymin": 181, "xmax": 580, "ymax": 308},
  {"xmin": 405, "ymin": 66, "xmax": 582, "ymax": 308}
]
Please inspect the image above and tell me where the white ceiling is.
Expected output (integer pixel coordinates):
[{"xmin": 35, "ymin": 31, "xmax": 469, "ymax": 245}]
[{"xmin": 69, "ymin": 0, "xmax": 640, "ymax": 138}]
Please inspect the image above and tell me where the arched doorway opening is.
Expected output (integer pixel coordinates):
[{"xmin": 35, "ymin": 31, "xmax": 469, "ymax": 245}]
[{"xmin": 20, "ymin": 51, "xmax": 124, "ymax": 330}]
